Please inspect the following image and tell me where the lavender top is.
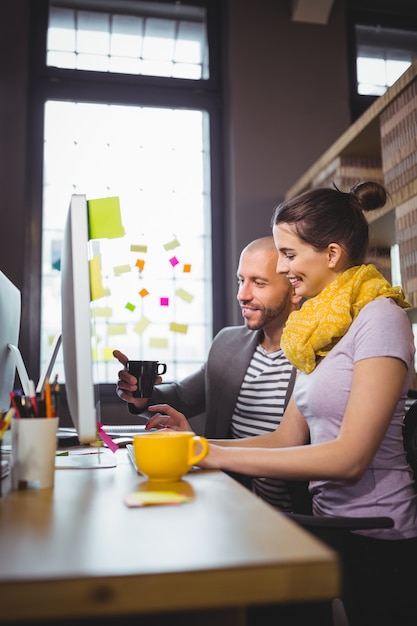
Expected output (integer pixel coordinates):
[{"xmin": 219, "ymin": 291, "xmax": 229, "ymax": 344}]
[{"xmin": 294, "ymin": 298, "xmax": 417, "ymax": 539}]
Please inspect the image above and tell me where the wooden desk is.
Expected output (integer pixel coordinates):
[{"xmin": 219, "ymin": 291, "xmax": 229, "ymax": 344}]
[{"xmin": 0, "ymin": 450, "xmax": 340, "ymax": 624}]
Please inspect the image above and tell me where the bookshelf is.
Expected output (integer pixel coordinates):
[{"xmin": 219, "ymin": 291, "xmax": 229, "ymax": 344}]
[{"xmin": 285, "ymin": 58, "xmax": 417, "ymax": 307}]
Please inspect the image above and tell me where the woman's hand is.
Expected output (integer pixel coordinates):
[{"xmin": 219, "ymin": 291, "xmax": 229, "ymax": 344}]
[{"xmin": 145, "ymin": 404, "xmax": 193, "ymax": 431}]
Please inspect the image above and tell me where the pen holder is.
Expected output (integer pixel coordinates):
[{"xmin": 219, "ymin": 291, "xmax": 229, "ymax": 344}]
[{"xmin": 11, "ymin": 418, "xmax": 59, "ymax": 490}]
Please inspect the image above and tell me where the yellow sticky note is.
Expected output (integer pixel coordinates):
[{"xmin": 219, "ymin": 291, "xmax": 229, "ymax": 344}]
[
  {"xmin": 113, "ymin": 264, "xmax": 131, "ymax": 276},
  {"xmin": 102, "ymin": 347, "xmax": 115, "ymax": 361},
  {"xmin": 163, "ymin": 237, "xmax": 180, "ymax": 251},
  {"xmin": 87, "ymin": 197, "xmax": 125, "ymax": 240},
  {"xmin": 89, "ymin": 254, "xmax": 107, "ymax": 301},
  {"xmin": 170, "ymin": 322, "xmax": 188, "ymax": 334},
  {"xmin": 176, "ymin": 288, "xmax": 194, "ymax": 304},
  {"xmin": 149, "ymin": 337, "xmax": 169, "ymax": 349},
  {"xmin": 134, "ymin": 317, "xmax": 151, "ymax": 335},
  {"xmin": 91, "ymin": 306, "xmax": 112, "ymax": 317},
  {"xmin": 130, "ymin": 244, "xmax": 148, "ymax": 253},
  {"xmin": 107, "ymin": 324, "xmax": 127, "ymax": 336},
  {"xmin": 125, "ymin": 491, "xmax": 192, "ymax": 507}
]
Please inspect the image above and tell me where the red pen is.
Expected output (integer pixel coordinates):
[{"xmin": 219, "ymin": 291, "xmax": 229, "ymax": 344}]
[{"xmin": 9, "ymin": 391, "xmax": 20, "ymax": 418}]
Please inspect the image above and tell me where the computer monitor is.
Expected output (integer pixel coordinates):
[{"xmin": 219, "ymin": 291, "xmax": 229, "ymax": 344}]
[
  {"xmin": 60, "ymin": 194, "xmax": 98, "ymax": 444},
  {"xmin": 0, "ymin": 271, "xmax": 21, "ymax": 412}
]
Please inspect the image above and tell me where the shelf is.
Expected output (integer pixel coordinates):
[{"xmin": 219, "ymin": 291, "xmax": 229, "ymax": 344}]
[{"xmin": 285, "ymin": 59, "xmax": 417, "ymax": 201}]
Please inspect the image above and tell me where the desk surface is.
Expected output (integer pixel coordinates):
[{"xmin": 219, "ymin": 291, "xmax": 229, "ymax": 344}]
[{"xmin": 0, "ymin": 450, "xmax": 340, "ymax": 622}]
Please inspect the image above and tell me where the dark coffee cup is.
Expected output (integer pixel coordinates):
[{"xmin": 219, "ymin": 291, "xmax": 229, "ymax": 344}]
[{"xmin": 127, "ymin": 360, "xmax": 167, "ymax": 398}]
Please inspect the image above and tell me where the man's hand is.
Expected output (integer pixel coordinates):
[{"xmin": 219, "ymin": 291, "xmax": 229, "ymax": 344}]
[{"xmin": 145, "ymin": 404, "xmax": 193, "ymax": 431}]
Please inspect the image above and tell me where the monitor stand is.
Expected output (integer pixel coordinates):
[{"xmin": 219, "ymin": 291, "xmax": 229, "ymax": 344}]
[{"xmin": 55, "ymin": 449, "xmax": 117, "ymax": 469}]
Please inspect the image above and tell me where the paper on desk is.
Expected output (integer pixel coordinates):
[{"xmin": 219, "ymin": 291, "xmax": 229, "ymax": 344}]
[{"xmin": 125, "ymin": 491, "xmax": 192, "ymax": 507}]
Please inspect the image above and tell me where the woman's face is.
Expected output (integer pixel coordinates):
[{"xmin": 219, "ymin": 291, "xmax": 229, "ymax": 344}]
[{"xmin": 273, "ymin": 223, "xmax": 337, "ymax": 298}]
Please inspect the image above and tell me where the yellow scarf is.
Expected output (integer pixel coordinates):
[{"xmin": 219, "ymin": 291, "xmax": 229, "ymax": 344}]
[{"xmin": 281, "ymin": 264, "xmax": 411, "ymax": 374}]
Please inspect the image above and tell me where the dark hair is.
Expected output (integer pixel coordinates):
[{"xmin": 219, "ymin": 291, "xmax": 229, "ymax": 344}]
[{"xmin": 271, "ymin": 181, "xmax": 387, "ymax": 266}]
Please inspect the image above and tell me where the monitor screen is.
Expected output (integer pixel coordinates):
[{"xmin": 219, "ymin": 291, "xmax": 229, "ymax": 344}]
[
  {"xmin": 60, "ymin": 194, "xmax": 98, "ymax": 444},
  {"xmin": 0, "ymin": 271, "xmax": 21, "ymax": 412}
]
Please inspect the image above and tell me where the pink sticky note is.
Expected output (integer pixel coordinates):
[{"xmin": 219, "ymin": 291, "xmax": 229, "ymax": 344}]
[
  {"xmin": 160, "ymin": 297, "xmax": 169, "ymax": 306},
  {"xmin": 169, "ymin": 256, "xmax": 179, "ymax": 267},
  {"xmin": 97, "ymin": 423, "xmax": 119, "ymax": 453}
]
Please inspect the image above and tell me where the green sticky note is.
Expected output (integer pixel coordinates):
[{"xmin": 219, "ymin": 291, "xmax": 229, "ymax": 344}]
[{"xmin": 87, "ymin": 197, "xmax": 125, "ymax": 240}]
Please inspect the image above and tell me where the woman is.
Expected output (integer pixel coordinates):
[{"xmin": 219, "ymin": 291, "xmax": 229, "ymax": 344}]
[{"xmin": 146, "ymin": 181, "xmax": 417, "ymax": 626}]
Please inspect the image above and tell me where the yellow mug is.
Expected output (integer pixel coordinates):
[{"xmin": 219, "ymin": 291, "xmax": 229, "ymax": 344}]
[{"xmin": 133, "ymin": 430, "xmax": 209, "ymax": 482}]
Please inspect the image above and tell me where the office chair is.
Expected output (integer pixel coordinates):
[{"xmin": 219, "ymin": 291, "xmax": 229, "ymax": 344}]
[{"xmin": 403, "ymin": 398, "xmax": 417, "ymax": 483}]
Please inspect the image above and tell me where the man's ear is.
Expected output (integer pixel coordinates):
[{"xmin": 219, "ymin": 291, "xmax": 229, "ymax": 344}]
[{"xmin": 327, "ymin": 243, "xmax": 343, "ymax": 269}]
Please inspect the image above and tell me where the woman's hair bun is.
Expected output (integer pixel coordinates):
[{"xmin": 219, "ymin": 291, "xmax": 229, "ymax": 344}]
[{"xmin": 350, "ymin": 181, "xmax": 387, "ymax": 212}]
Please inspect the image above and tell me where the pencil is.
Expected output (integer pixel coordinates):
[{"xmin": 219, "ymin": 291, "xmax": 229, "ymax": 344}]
[{"xmin": 44, "ymin": 381, "xmax": 53, "ymax": 418}]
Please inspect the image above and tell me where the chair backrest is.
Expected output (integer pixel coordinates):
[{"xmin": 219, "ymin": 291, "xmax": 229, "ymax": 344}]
[{"xmin": 403, "ymin": 399, "xmax": 417, "ymax": 482}]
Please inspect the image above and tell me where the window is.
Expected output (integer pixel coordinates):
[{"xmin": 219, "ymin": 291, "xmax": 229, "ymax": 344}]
[
  {"xmin": 355, "ymin": 24, "xmax": 417, "ymax": 96},
  {"xmin": 347, "ymin": 9, "xmax": 417, "ymax": 121},
  {"xmin": 27, "ymin": 0, "xmax": 225, "ymax": 388},
  {"xmin": 47, "ymin": 0, "xmax": 209, "ymax": 79}
]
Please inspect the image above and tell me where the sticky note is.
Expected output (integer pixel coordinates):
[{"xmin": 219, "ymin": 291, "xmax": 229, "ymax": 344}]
[
  {"xmin": 136, "ymin": 258, "xmax": 145, "ymax": 271},
  {"xmin": 160, "ymin": 297, "xmax": 169, "ymax": 306},
  {"xmin": 163, "ymin": 238, "xmax": 180, "ymax": 251},
  {"xmin": 139, "ymin": 288, "xmax": 149, "ymax": 298},
  {"xmin": 91, "ymin": 306, "xmax": 112, "ymax": 317},
  {"xmin": 87, "ymin": 197, "xmax": 125, "ymax": 240},
  {"xmin": 125, "ymin": 302, "xmax": 136, "ymax": 312},
  {"xmin": 102, "ymin": 347, "xmax": 116, "ymax": 361},
  {"xmin": 169, "ymin": 256, "xmax": 179, "ymax": 267},
  {"xmin": 176, "ymin": 288, "xmax": 194, "ymax": 303},
  {"xmin": 113, "ymin": 264, "xmax": 131, "ymax": 276},
  {"xmin": 134, "ymin": 317, "xmax": 151, "ymax": 335},
  {"xmin": 183, "ymin": 264, "xmax": 191, "ymax": 273},
  {"xmin": 170, "ymin": 322, "xmax": 188, "ymax": 334},
  {"xmin": 130, "ymin": 244, "xmax": 148, "ymax": 253},
  {"xmin": 89, "ymin": 254, "xmax": 107, "ymax": 301},
  {"xmin": 107, "ymin": 324, "xmax": 127, "ymax": 335},
  {"xmin": 125, "ymin": 491, "xmax": 192, "ymax": 507},
  {"xmin": 149, "ymin": 337, "xmax": 169, "ymax": 349}
]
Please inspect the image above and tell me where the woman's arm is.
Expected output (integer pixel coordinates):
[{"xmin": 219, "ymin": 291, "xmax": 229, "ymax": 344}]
[{"xmin": 201, "ymin": 356, "xmax": 408, "ymax": 481}]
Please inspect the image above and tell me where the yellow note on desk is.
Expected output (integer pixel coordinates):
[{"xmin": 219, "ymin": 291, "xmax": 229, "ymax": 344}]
[{"xmin": 125, "ymin": 491, "xmax": 192, "ymax": 507}]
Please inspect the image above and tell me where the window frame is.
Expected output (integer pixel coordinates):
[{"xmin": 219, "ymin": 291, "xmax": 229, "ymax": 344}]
[
  {"xmin": 346, "ymin": 7, "xmax": 417, "ymax": 122},
  {"xmin": 23, "ymin": 0, "xmax": 227, "ymax": 399}
]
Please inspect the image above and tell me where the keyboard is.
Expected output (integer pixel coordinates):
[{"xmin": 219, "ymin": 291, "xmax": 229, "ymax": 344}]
[{"xmin": 102, "ymin": 424, "xmax": 147, "ymax": 437}]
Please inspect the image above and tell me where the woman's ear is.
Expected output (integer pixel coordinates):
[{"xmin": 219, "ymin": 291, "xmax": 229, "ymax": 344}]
[{"xmin": 327, "ymin": 243, "xmax": 343, "ymax": 269}]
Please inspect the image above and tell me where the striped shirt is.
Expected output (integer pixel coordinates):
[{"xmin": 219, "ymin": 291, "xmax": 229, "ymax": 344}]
[{"xmin": 231, "ymin": 344, "xmax": 294, "ymax": 512}]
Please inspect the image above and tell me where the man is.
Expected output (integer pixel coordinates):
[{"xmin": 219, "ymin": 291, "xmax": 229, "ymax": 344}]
[{"xmin": 114, "ymin": 236, "xmax": 305, "ymax": 512}]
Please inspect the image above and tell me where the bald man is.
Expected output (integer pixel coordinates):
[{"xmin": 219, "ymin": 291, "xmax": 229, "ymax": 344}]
[{"xmin": 114, "ymin": 237, "xmax": 304, "ymax": 512}]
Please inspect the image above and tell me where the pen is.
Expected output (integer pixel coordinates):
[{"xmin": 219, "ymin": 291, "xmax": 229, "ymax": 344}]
[
  {"xmin": 53, "ymin": 374, "xmax": 60, "ymax": 416},
  {"xmin": 28, "ymin": 379, "xmax": 38, "ymax": 418},
  {"xmin": 9, "ymin": 391, "xmax": 20, "ymax": 418}
]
